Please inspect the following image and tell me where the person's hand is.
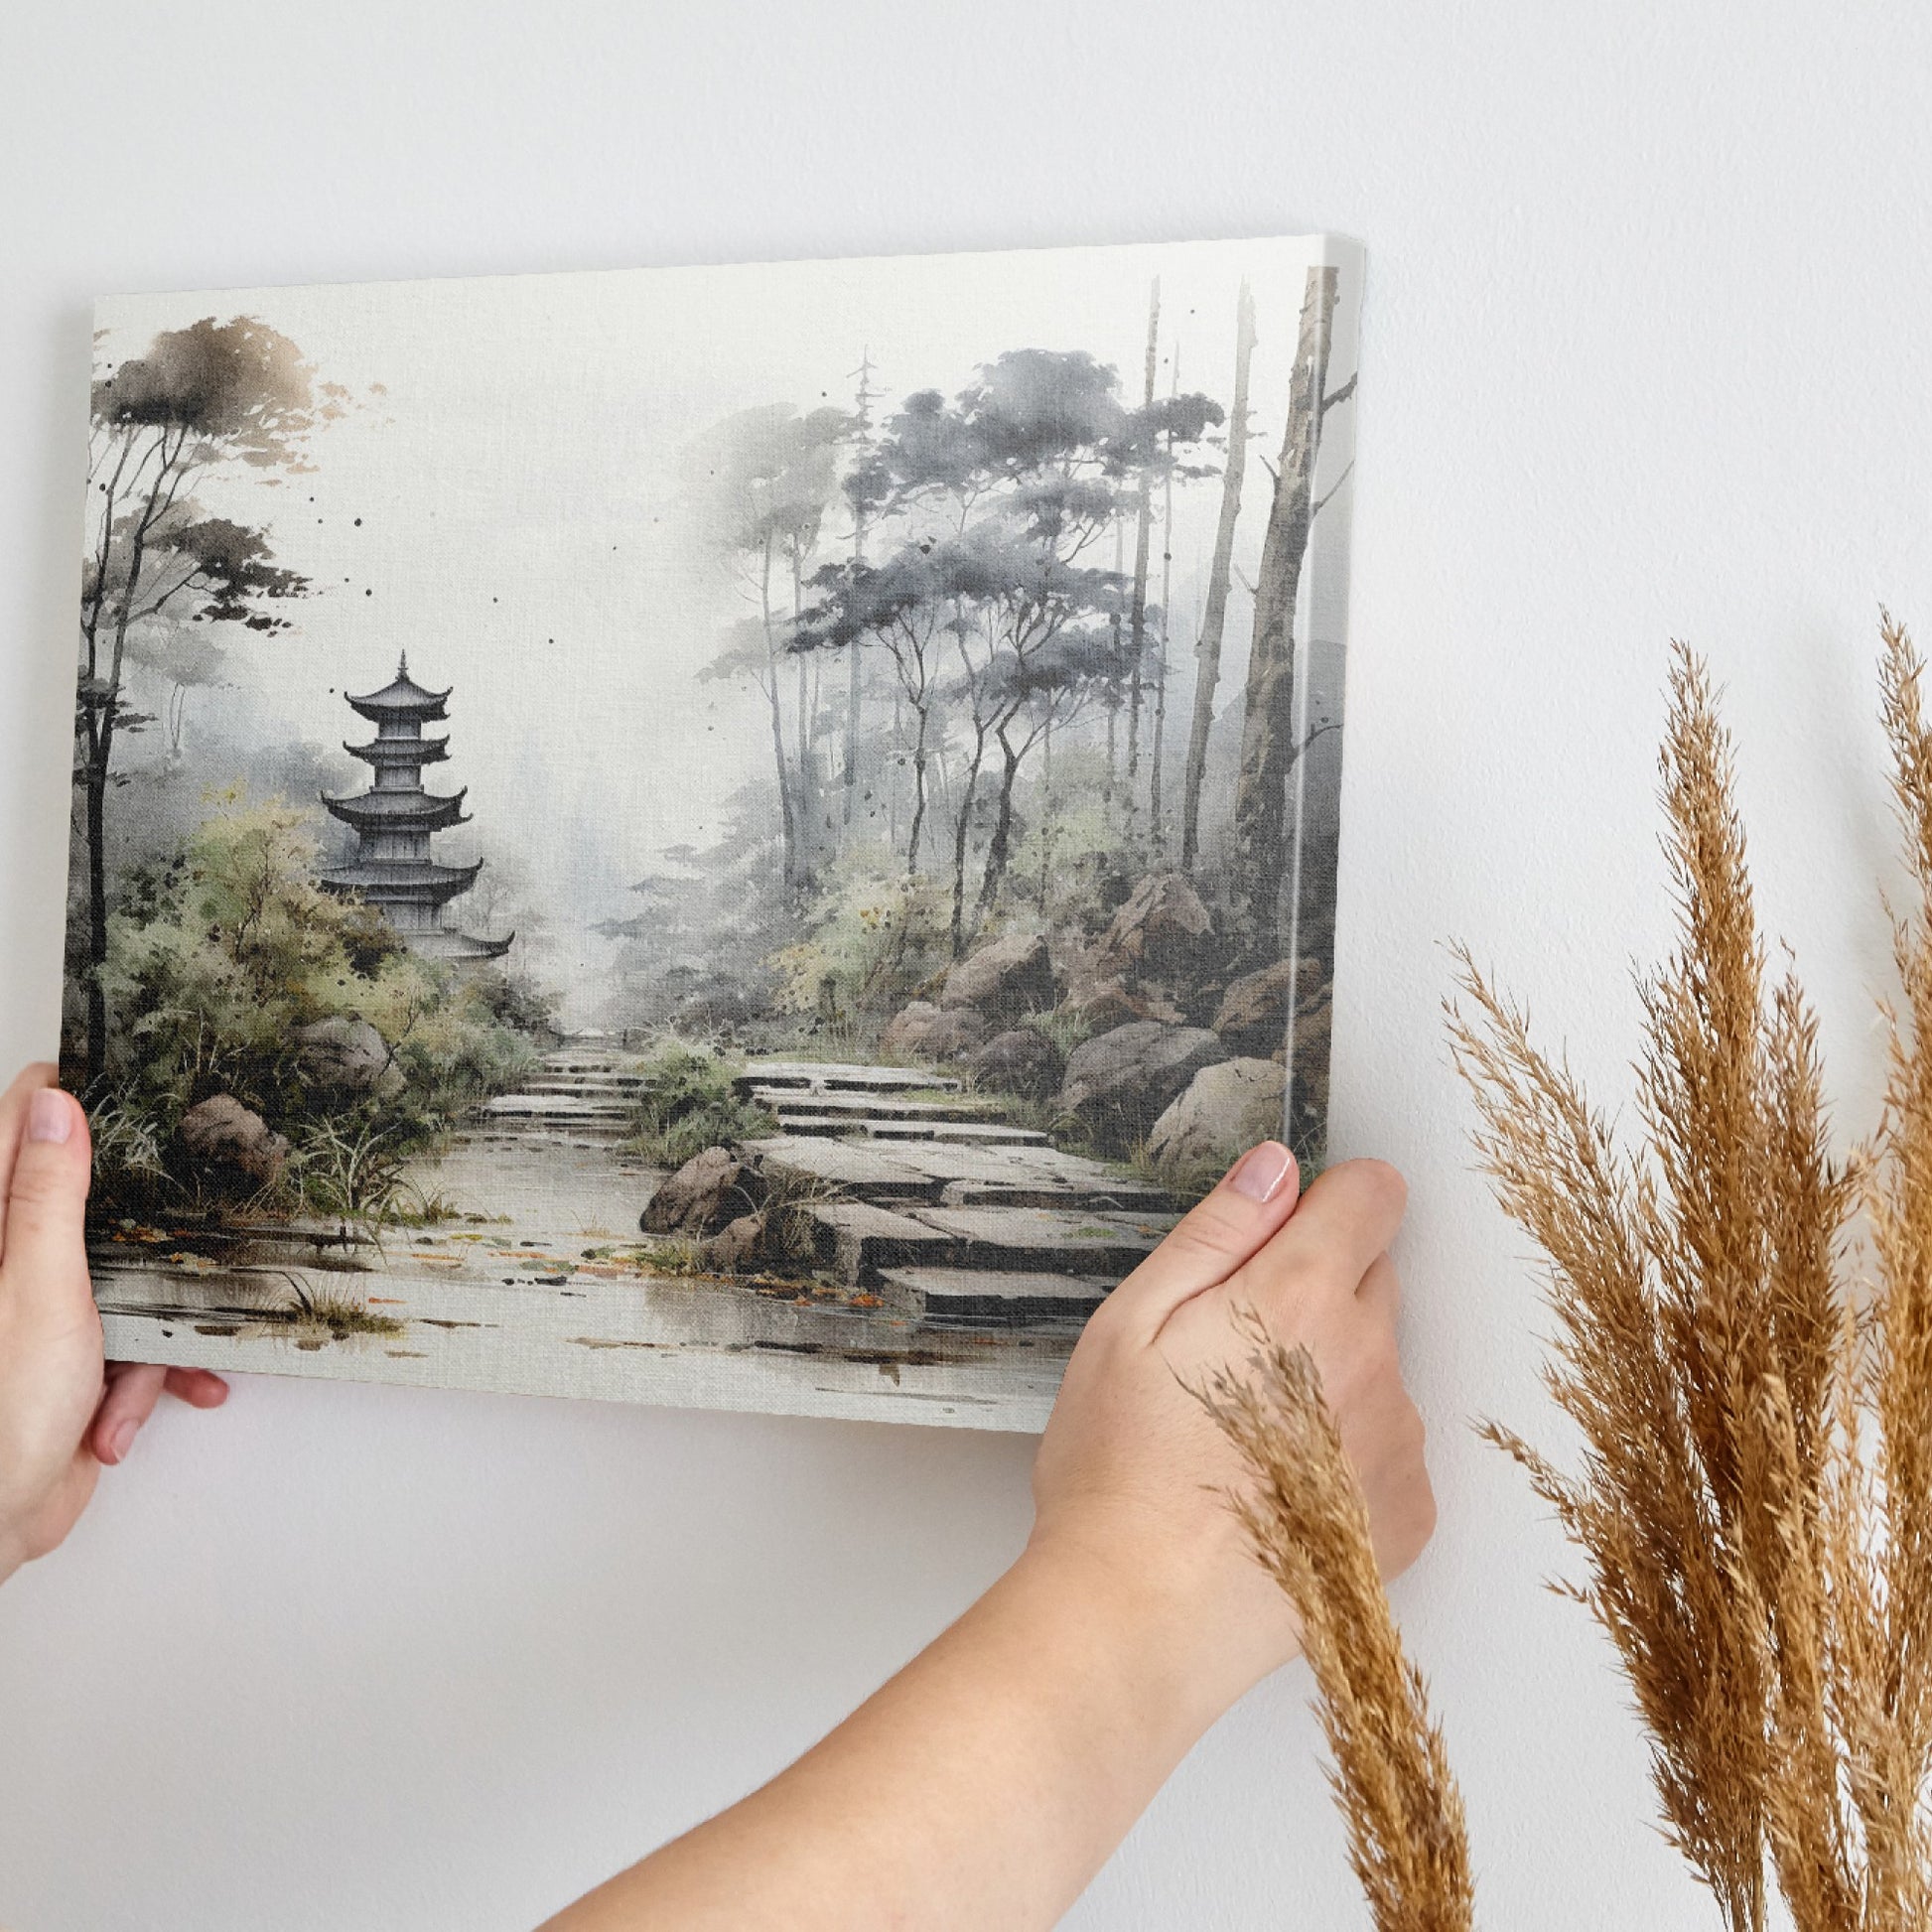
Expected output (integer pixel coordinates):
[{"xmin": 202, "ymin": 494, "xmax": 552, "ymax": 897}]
[
  {"xmin": 1028, "ymin": 1143, "xmax": 1435, "ymax": 1724},
  {"xmin": 0, "ymin": 1063, "xmax": 227, "ymax": 1584}
]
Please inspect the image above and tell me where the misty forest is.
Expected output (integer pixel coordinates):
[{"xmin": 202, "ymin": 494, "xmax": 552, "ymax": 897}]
[{"xmin": 66, "ymin": 255, "xmax": 1355, "ymax": 1422}]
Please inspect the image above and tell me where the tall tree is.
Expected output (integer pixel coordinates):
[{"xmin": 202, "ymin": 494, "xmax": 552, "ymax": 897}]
[
  {"xmin": 1124, "ymin": 278, "xmax": 1160, "ymax": 835},
  {"xmin": 840, "ymin": 350, "xmax": 879, "ymax": 844},
  {"xmin": 1227, "ymin": 265, "xmax": 1351, "ymax": 956},
  {"xmin": 78, "ymin": 318, "xmax": 325, "ymax": 1090},
  {"xmin": 684, "ymin": 404, "xmax": 849, "ymax": 892},
  {"xmin": 1148, "ymin": 348, "xmax": 1179, "ymax": 848},
  {"xmin": 1180, "ymin": 280, "xmax": 1256, "ymax": 872}
]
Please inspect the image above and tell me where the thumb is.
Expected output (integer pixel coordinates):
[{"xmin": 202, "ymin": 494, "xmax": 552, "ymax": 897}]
[{"xmin": 1, "ymin": 1083, "xmax": 95, "ymax": 1328}]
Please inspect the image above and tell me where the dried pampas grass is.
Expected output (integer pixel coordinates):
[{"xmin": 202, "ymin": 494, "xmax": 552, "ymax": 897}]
[
  {"xmin": 1210, "ymin": 618, "xmax": 1932, "ymax": 1932},
  {"xmin": 1448, "ymin": 617, "xmax": 1932, "ymax": 1930},
  {"xmin": 1201, "ymin": 1317, "xmax": 1475, "ymax": 1932}
]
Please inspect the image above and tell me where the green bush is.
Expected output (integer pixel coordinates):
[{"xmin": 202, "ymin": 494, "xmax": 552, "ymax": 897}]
[
  {"xmin": 81, "ymin": 789, "xmax": 550, "ymax": 1215},
  {"xmin": 623, "ymin": 1038, "xmax": 776, "ymax": 1168}
]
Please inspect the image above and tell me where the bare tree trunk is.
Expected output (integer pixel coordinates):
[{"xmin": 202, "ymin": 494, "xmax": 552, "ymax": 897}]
[
  {"xmin": 905, "ymin": 700, "xmax": 931, "ymax": 878},
  {"xmin": 1125, "ymin": 277, "xmax": 1159, "ymax": 838},
  {"xmin": 1228, "ymin": 265, "xmax": 1339, "ymax": 958},
  {"xmin": 974, "ymin": 721, "xmax": 1025, "ymax": 927},
  {"xmin": 1149, "ymin": 349, "xmax": 1179, "ymax": 850},
  {"xmin": 761, "ymin": 541, "xmax": 800, "ymax": 891},
  {"xmin": 948, "ymin": 728, "xmax": 989, "ymax": 959},
  {"xmin": 1181, "ymin": 280, "xmax": 1256, "ymax": 874},
  {"xmin": 1105, "ymin": 514, "xmax": 1124, "ymax": 815},
  {"xmin": 843, "ymin": 351, "xmax": 875, "ymax": 843}
]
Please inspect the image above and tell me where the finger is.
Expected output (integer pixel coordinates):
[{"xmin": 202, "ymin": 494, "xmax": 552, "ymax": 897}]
[
  {"xmin": 1237, "ymin": 1159, "xmax": 1408, "ymax": 1311},
  {"xmin": 1105, "ymin": 1141, "xmax": 1301, "ymax": 1335},
  {"xmin": 2, "ymin": 1083, "xmax": 95, "ymax": 1332},
  {"xmin": 93, "ymin": 1362, "xmax": 167, "ymax": 1465},
  {"xmin": 163, "ymin": 1366, "xmax": 229, "ymax": 1410},
  {"xmin": 0, "ymin": 1063, "xmax": 62, "ymax": 1259}
]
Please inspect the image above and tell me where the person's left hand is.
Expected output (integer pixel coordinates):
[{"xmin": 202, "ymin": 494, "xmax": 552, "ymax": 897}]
[{"xmin": 0, "ymin": 1063, "xmax": 227, "ymax": 1584}]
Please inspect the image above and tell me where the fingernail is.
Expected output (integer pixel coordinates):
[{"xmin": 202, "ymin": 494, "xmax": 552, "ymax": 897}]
[
  {"xmin": 1229, "ymin": 1142, "xmax": 1295, "ymax": 1203},
  {"xmin": 106, "ymin": 1419, "xmax": 137, "ymax": 1464},
  {"xmin": 27, "ymin": 1090, "xmax": 72, "ymax": 1145}
]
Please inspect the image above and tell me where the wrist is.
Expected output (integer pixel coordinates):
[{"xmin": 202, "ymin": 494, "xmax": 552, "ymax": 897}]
[{"xmin": 1001, "ymin": 1529, "xmax": 1266, "ymax": 1750}]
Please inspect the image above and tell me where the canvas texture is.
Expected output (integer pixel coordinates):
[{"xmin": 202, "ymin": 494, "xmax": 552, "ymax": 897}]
[{"xmin": 63, "ymin": 235, "xmax": 1361, "ymax": 1431}]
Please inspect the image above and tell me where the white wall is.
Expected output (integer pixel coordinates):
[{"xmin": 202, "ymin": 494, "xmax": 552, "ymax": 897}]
[{"xmin": 2, "ymin": 3, "xmax": 1927, "ymax": 1924}]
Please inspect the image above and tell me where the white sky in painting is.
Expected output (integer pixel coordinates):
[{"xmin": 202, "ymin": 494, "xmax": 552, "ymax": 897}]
[{"xmin": 92, "ymin": 235, "xmax": 1358, "ymax": 1004}]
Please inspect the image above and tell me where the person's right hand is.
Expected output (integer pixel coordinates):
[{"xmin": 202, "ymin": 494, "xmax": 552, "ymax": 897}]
[
  {"xmin": 1028, "ymin": 1143, "xmax": 1435, "ymax": 1725},
  {"xmin": 0, "ymin": 1063, "xmax": 227, "ymax": 1585}
]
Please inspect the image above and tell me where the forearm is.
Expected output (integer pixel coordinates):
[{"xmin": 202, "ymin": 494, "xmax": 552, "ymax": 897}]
[{"xmin": 542, "ymin": 1543, "xmax": 1233, "ymax": 1931}]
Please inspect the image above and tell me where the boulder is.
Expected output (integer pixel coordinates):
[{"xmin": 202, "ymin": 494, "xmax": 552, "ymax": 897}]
[
  {"xmin": 1211, "ymin": 957, "xmax": 1324, "ymax": 1058},
  {"xmin": 1062, "ymin": 970, "xmax": 1185, "ymax": 1029},
  {"xmin": 967, "ymin": 1027, "xmax": 1065, "ymax": 1100},
  {"xmin": 941, "ymin": 932, "xmax": 1054, "ymax": 1019},
  {"xmin": 640, "ymin": 1144, "xmax": 759, "ymax": 1237},
  {"xmin": 293, "ymin": 1017, "xmax": 401, "ymax": 1101},
  {"xmin": 1148, "ymin": 1058, "xmax": 1289, "ymax": 1173},
  {"xmin": 1088, "ymin": 873, "xmax": 1214, "ymax": 987},
  {"xmin": 700, "ymin": 1212, "xmax": 766, "ymax": 1275},
  {"xmin": 176, "ymin": 1095, "xmax": 291, "ymax": 1196},
  {"xmin": 880, "ymin": 1001, "xmax": 990, "ymax": 1063},
  {"xmin": 1058, "ymin": 1022, "xmax": 1231, "ymax": 1150}
]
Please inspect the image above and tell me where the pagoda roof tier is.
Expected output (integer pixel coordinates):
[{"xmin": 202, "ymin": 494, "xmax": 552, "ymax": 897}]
[
  {"xmin": 411, "ymin": 927, "xmax": 516, "ymax": 963},
  {"xmin": 345, "ymin": 733, "xmax": 450, "ymax": 766},
  {"xmin": 319, "ymin": 858, "xmax": 484, "ymax": 906},
  {"xmin": 345, "ymin": 654, "xmax": 453, "ymax": 722},
  {"xmin": 322, "ymin": 785, "xmax": 471, "ymax": 832}
]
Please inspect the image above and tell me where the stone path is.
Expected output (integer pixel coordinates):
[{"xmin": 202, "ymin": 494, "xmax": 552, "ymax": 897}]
[
  {"xmin": 481, "ymin": 1044, "xmax": 641, "ymax": 1144},
  {"xmin": 735, "ymin": 1061, "xmax": 1177, "ymax": 1328}
]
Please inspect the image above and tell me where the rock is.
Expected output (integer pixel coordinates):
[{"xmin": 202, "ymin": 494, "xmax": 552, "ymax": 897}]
[
  {"xmin": 941, "ymin": 932, "xmax": 1054, "ymax": 1018},
  {"xmin": 700, "ymin": 1212, "xmax": 767, "ymax": 1274},
  {"xmin": 176, "ymin": 1095, "xmax": 291, "ymax": 1195},
  {"xmin": 1058, "ymin": 1022, "xmax": 1231, "ymax": 1151},
  {"xmin": 293, "ymin": 1017, "xmax": 401, "ymax": 1100},
  {"xmin": 1063, "ymin": 971, "xmax": 1185, "ymax": 1029},
  {"xmin": 880, "ymin": 1001, "xmax": 991, "ymax": 1063},
  {"xmin": 1148, "ymin": 1058, "xmax": 1289, "ymax": 1173},
  {"xmin": 640, "ymin": 1145, "xmax": 759, "ymax": 1236},
  {"xmin": 1211, "ymin": 957, "xmax": 1324, "ymax": 1058},
  {"xmin": 968, "ymin": 1027, "xmax": 1065, "ymax": 1100},
  {"xmin": 1088, "ymin": 873, "xmax": 1214, "ymax": 987}
]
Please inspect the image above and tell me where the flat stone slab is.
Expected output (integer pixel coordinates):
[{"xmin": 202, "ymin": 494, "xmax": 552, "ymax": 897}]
[
  {"xmin": 856, "ymin": 1120, "xmax": 1047, "ymax": 1146},
  {"xmin": 902, "ymin": 1204, "xmax": 1174, "ymax": 1278},
  {"xmin": 803, "ymin": 1202, "xmax": 961, "ymax": 1282},
  {"xmin": 878, "ymin": 1267, "xmax": 1116, "ymax": 1326},
  {"xmin": 755, "ymin": 1087, "xmax": 1003, "ymax": 1123},
  {"xmin": 741, "ymin": 1137, "xmax": 937, "ymax": 1199},
  {"xmin": 484, "ymin": 1094, "xmax": 631, "ymax": 1120},
  {"xmin": 741, "ymin": 1061, "xmax": 963, "ymax": 1095}
]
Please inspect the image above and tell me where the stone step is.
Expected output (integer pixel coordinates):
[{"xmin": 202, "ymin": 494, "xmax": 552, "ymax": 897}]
[
  {"xmin": 797, "ymin": 1199, "xmax": 1173, "ymax": 1286},
  {"xmin": 776, "ymin": 1115, "xmax": 1048, "ymax": 1147},
  {"xmin": 741, "ymin": 1137, "xmax": 938, "ymax": 1199},
  {"xmin": 754, "ymin": 1087, "xmax": 1001, "ymax": 1124},
  {"xmin": 740, "ymin": 1061, "xmax": 963, "ymax": 1096},
  {"xmin": 803, "ymin": 1202, "xmax": 960, "ymax": 1282},
  {"xmin": 483, "ymin": 1094, "xmax": 633, "ymax": 1122},
  {"xmin": 524, "ymin": 1075, "xmax": 645, "ymax": 1096},
  {"xmin": 877, "ymin": 1267, "xmax": 1116, "ymax": 1327},
  {"xmin": 907, "ymin": 1204, "xmax": 1175, "ymax": 1278},
  {"xmin": 471, "ymin": 1125, "xmax": 632, "ymax": 1147},
  {"xmin": 743, "ymin": 1136, "xmax": 1173, "ymax": 1211}
]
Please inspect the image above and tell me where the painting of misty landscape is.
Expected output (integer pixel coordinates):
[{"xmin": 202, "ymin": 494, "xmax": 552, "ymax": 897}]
[{"xmin": 63, "ymin": 236, "xmax": 1360, "ymax": 1431}]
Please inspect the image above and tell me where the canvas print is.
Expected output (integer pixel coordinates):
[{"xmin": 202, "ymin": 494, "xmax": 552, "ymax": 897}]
[{"xmin": 63, "ymin": 235, "xmax": 1361, "ymax": 1431}]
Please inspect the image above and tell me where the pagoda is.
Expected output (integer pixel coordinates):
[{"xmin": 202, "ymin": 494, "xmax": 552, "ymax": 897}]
[{"xmin": 319, "ymin": 654, "xmax": 513, "ymax": 963}]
